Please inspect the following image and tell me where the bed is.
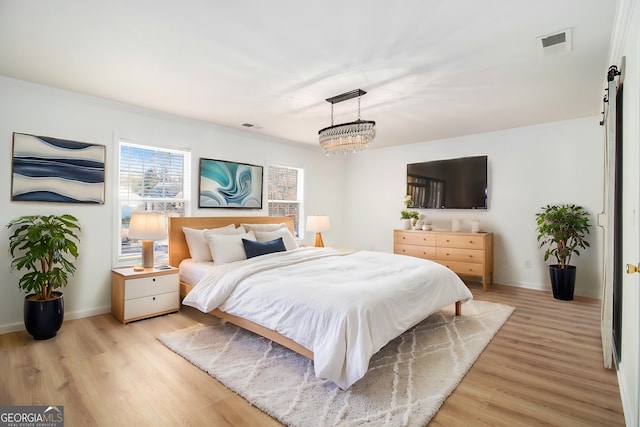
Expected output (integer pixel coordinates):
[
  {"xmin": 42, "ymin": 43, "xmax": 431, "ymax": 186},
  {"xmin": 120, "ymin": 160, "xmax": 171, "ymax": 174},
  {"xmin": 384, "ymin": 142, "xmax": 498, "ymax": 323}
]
[{"xmin": 168, "ymin": 216, "xmax": 473, "ymax": 389}]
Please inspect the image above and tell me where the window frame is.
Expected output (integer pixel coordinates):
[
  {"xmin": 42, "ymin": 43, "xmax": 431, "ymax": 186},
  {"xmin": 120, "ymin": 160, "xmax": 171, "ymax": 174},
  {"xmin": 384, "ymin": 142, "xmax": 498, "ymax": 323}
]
[
  {"xmin": 114, "ymin": 139, "xmax": 191, "ymax": 266},
  {"xmin": 267, "ymin": 164, "xmax": 304, "ymax": 238}
]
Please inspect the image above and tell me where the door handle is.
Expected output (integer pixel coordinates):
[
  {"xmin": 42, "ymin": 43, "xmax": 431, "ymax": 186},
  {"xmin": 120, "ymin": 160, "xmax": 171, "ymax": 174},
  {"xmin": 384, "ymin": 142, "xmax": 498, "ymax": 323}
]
[{"xmin": 626, "ymin": 263, "xmax": 640, "ymax": 274}]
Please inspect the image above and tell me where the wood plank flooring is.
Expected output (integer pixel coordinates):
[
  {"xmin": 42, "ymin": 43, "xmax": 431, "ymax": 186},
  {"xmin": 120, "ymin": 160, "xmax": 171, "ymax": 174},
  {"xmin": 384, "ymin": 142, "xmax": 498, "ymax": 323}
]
[{"xmin": 0, "ymin": 282, "xmax": 625, "ymax": 426}]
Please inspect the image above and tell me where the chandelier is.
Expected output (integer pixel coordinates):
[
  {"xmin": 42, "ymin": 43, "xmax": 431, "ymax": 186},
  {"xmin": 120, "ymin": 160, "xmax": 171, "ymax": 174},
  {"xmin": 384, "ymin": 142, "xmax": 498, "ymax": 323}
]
[{"xmin": 318, "ymin": 89, "xmax": 376, "ymax": 155}]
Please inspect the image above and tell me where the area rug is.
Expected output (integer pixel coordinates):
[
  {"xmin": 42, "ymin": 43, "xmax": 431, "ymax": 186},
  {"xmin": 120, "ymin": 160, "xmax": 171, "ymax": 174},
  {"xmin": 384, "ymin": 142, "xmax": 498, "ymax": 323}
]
[{"xmin": 159, "ymin": 300, "xmax": 514, "ymax": 427}]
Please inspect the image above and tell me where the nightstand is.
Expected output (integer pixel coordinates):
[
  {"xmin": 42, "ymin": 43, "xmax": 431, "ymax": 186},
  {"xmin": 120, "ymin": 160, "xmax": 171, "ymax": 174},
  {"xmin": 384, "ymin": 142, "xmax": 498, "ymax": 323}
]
[{"xmin": 111, "ymin": 266, "xmax": 180, "ymax": 324}]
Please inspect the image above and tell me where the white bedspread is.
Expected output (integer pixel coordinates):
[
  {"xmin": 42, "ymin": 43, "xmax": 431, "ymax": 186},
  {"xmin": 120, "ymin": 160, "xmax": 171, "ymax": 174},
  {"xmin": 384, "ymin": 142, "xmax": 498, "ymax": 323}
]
[{"xmin": 182, "ymin": 247, "xmax": 473, "ymax": 389}]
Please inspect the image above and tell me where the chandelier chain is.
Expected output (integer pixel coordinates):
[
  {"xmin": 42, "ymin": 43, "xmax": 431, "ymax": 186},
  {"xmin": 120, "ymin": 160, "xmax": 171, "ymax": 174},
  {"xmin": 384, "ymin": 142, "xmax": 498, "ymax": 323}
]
[{"xmin": 331, "ymin": 103, "xmax": 334, "ymax": 126}]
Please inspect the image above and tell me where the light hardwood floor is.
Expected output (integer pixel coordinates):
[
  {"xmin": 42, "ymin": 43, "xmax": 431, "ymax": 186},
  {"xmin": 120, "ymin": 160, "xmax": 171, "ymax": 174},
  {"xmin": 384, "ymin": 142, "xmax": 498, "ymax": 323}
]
[{"xmin": 0, "ymin": 283, "xmax": 625, "ymax": 426}]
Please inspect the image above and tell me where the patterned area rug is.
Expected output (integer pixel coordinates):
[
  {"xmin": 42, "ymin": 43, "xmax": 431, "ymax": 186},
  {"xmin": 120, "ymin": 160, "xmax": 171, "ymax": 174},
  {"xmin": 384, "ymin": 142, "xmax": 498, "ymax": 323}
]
[{"xmin": 159, "ymin": 300, "xmax": 514, "ymax": 427}]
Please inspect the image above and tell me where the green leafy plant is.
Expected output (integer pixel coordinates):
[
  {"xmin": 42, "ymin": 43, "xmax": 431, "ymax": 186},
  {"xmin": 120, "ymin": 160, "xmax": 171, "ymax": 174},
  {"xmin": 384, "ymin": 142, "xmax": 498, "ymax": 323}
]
[
  {"xmin": 535, "ymin": 204, "xmax": 590, "ymax": 269},
  {"xmin": 401, "ymin": 210, "xmax": 419, "ymax": 220},
  {"xmin": 7, "ymin": 215, "xmax": 81, "ymax": 300}
]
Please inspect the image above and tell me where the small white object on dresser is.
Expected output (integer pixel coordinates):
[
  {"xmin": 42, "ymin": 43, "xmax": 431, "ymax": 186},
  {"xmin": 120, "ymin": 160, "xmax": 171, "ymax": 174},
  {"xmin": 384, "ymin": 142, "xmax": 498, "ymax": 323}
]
[{"xmin": 111, "ymin": 266, "xmax": 180, "ymax": 324}]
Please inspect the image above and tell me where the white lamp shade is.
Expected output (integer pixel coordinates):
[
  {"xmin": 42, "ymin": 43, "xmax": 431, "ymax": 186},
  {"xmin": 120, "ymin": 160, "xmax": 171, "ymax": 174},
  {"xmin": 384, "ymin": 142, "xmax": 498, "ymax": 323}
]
[
  {"xmin": 306, "ymin": 215, "xmax": 330, "ymax": 233},
  {"xmin": 128, "ymin": 212, "xmax": 167, "ymax": 241}
]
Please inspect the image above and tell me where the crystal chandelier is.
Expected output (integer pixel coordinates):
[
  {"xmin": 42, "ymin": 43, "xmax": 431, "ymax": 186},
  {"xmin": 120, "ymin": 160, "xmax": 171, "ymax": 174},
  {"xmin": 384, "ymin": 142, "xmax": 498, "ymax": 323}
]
[{"xmin": 318, "ymin": 89, "xmax": 376, "ymax": 155}]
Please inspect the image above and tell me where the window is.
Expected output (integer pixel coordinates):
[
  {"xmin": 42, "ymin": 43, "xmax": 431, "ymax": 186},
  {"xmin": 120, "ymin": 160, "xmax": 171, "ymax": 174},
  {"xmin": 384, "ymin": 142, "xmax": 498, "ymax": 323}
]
[
  {"xmin": 118, "ymin": 141, "xmax": 191, "ymax": 264},
  {"xmin": 268, "ymin": 164, "xmax": 304, "ymax": 237}
]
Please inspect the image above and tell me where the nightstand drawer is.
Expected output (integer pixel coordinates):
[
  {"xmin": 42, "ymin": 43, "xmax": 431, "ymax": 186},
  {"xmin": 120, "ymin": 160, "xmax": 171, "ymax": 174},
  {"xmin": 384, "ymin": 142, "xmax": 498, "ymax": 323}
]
[
  {"xmin": 124, "ymin": 291, "xmax": 179, "ymax": 320},
  {"xmin": 125, "ymin": 274, "xmax": 178, "ymax": 300}
]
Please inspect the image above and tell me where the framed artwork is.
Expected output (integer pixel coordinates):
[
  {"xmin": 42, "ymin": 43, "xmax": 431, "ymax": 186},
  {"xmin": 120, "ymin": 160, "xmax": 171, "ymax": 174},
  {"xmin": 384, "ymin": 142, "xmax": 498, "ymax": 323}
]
[
  {"xmin": 11, "ymin": 132, "xmax": 106, "ymax": 204},
  {"xmin": 198, "ymin": 158, "xmax": 263, "ymax": 208}
]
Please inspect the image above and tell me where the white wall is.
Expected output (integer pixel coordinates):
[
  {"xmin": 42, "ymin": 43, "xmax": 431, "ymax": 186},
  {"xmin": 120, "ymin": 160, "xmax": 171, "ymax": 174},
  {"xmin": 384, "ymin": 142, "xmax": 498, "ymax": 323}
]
[
  {"xmin": 0, "ymin": 73, "xmax": 607, "ymax": 336},
  {"xmin": 0, "ymin": 75, "xmax": 346, "ymax": 333},
  {"xmin": 341, "ymin": 117, "xmax": 605, "ymax": 298}
]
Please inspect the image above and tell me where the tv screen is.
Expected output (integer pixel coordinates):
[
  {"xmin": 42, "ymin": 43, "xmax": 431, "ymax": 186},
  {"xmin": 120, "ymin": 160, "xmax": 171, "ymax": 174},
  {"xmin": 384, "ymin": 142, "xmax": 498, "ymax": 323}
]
[{"xmin": 406, "ymin": 155, "xmax": 488, "ymax": 209}]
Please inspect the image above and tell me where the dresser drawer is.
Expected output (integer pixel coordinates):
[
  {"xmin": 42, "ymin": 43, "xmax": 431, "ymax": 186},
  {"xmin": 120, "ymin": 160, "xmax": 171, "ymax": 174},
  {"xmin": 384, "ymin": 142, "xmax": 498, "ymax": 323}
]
[
  {"xmin": 125, "ymin": 274, "xmax": 178, "ymax": 300},
  {"xmin": 436, "ymin": 260, "xmax": 484, "ymax": 276},
  {"xmin": 394, "ymin": 231, "xmax": 436, "ymax": 246},
  {"xmin": 395, "ymin": 244, "xmax": 437, "ymax": 259},
  {"xmin": 437, "ymin": 233, "xmax": 485, "ymax": 249},
  {"xmin": 436, "ymin": 247, "xmax": 484, "ymax": 264},
  {"xmin": 124, "ymin": 291, "xmax": 179, "ymax": 320}
]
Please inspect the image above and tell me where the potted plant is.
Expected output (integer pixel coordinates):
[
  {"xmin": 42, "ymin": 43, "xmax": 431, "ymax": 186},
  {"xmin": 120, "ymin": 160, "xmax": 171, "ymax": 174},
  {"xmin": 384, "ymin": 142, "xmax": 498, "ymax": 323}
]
[
  {"xmin": 400, "ymin": 210, "xmax": 419, "ymax": 230},
  {"xmin": 535, "ymin": 204, "xmax": 590, "ymax": 300},
  {"xmin": 6, "ymin": 214, "xmax": 81, "ymax": 339}
]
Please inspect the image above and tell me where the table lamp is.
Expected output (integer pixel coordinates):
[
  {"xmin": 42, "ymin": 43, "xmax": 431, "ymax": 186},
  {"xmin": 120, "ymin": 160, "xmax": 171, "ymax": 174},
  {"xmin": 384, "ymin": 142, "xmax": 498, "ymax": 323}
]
[
  {"xmin": 306, "ymin": 215, "xmax": 330, "ymax": 247},
  {"xmin": 128, "ymin": 211, "xmax": 167, "ymax": 268}
]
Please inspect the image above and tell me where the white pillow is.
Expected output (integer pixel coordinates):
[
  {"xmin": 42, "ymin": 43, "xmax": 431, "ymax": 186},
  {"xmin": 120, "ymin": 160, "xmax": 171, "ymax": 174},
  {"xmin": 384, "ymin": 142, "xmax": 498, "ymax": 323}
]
[
  {"xmin": 182, "ymin": 224, "xmax": 236, "ymax": 262},
  {"xmin": 241, "ymin": 223, "xmax": 287, "ymax": 233},
  {"xmin": 254, "ymin": 228, "xmax": 298, "ymax": 251},
  {"xmin": 206, "ymin": 231, "xmax": 256, "ymax": 265}
]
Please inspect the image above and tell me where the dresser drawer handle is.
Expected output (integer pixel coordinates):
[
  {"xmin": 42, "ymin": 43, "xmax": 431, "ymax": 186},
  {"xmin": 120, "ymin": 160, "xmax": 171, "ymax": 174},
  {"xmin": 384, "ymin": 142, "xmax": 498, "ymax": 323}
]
[
  {"xmin": 153, "ymin": 297, "xmax": 156, "ymax": 301},
  {"xmin": 152, "ymin": 278, "xmax": 156, "ymax": 282}
]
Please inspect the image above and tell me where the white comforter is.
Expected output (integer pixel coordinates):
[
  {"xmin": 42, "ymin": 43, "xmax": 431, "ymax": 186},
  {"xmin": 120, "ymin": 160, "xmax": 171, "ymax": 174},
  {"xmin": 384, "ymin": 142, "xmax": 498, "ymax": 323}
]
[{"xmin": 182, "ymin": 247, "xmax": 473, "ymax": 389}]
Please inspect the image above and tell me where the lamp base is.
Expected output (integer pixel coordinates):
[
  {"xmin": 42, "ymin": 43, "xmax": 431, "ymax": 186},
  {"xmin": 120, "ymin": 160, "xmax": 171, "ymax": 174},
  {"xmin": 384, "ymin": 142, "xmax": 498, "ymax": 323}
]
[
  {"xmin": 141, "ymin": 240, "xmax": 155, "ymax": 268},
  {"xmin": 314, "ymin": 232, "xmax": 324, "ymax": 248}
]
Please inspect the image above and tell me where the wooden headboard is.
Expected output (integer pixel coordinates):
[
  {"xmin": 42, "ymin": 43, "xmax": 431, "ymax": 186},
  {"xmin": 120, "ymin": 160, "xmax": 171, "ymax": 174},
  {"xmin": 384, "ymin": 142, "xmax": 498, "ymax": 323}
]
[{"xmin": 167, "ymin": 216, "xmax": 294, "ymax": 267}]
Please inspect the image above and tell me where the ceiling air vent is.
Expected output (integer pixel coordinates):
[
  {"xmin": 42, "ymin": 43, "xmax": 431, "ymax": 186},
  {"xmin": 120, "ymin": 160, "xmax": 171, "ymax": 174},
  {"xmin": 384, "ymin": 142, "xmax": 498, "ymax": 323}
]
[
  {"xmin": 538, "ymin": 28, "xmax": 572, "ymax": 56},
  {"xmin": 241, "ymin": 122, "xmax": 263, "ymax": 130}
]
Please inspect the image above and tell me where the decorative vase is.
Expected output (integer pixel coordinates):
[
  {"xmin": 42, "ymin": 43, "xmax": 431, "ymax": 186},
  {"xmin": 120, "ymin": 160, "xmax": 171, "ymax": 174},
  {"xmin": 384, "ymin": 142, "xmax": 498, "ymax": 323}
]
[
  {"xmin": 24, "ymin": 292, "xmax": 64, "ymax": 340},
  {"xmin": 399, "ymin": 219, "xmax": 411, "ymax": 230}
]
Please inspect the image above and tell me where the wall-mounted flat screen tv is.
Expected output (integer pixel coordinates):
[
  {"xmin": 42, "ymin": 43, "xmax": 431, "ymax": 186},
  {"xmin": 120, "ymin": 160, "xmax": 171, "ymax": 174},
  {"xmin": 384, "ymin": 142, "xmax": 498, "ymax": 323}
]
[{"xmin": 406, "ymin": 155, "xmax": 488, "ymax": 209}]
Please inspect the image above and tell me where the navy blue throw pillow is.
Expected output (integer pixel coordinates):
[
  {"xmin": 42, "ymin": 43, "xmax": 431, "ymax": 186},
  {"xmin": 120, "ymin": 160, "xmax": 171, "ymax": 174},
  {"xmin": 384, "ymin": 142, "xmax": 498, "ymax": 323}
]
[{"xmin": 242, "ymin": 237, "xmax": 286, "ymax": 259}]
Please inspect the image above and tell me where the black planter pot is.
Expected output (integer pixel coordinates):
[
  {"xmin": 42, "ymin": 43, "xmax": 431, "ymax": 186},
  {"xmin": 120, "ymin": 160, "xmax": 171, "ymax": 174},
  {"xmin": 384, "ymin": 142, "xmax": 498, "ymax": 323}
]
[
  {"xmin": 23, "ymin": 292, "xmax": 64, "ymax": 340},
  {"xmin": 549, "ymin": 265, "xmax": 577, "ymax": 301}
]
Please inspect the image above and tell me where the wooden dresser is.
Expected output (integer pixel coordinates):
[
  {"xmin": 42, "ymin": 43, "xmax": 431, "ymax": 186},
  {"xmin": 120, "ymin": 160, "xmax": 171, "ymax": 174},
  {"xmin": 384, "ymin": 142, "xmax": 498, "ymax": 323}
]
[{"xmin": 394, "ymin": 229, "xmax": 493, "ymax": 291}]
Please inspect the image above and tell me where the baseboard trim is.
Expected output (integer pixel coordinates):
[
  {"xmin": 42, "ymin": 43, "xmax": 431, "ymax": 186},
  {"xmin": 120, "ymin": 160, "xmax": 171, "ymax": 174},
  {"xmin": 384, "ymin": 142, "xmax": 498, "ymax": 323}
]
[{"xmin": 0, "ymin": 305, "xmax": 111, "ymax": 336}]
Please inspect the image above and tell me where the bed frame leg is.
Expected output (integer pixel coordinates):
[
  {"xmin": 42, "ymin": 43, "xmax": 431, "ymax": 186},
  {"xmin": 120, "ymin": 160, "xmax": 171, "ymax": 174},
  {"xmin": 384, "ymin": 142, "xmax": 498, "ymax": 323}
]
[{"xmin": 455, "ymin": 301, "xmax": 461, "ymax": 316}]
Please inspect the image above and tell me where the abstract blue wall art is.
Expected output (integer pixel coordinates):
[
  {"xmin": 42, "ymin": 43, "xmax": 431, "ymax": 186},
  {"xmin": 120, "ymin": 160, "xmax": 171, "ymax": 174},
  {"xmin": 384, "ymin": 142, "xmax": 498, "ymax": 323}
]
[
  {"xmin": 199, "ymin": 158, "xmax": 263, "ymax": 208},
  {"xmin": 11, "ymin": 133, "xmax": 106, "ymax": 204}
]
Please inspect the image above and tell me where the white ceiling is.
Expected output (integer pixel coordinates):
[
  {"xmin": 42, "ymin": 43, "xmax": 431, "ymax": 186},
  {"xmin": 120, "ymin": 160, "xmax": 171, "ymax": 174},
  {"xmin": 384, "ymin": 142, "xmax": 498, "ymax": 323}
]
[{"xmin": 0, "ymin": 1, "xmax": 617, "ymax": 149}]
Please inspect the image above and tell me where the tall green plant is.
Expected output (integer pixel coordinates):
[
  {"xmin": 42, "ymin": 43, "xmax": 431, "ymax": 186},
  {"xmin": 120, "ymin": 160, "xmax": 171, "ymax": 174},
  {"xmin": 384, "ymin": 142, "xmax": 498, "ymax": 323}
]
[
  {"xmin": 7, "ymin": 215, "xmax": 81, "ymax": 300},
  {"xmin": 535, "ymin": 204, "xmax": 590, "ymax": 269}
]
